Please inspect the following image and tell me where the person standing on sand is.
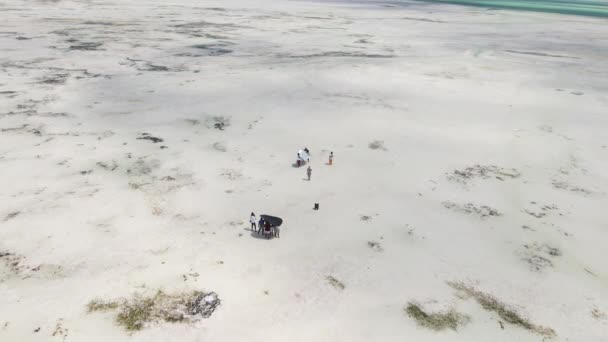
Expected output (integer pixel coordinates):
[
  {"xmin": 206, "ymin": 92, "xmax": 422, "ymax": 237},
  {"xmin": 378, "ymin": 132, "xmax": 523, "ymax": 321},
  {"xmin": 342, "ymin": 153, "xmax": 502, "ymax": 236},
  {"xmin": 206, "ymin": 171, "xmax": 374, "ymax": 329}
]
[
  {"xmin": 307, "ymin": 166, "xmax": 312, "ymax": 181},
  {"xmin": 329, "ymin": 152, "xmax": 333, "ymax": 165},
  {"xmin": 258, "ymin": 218, "xmax": 264, "ymax": 234},
  {"xmin": 264, "ymin": 221, "xmax": 271, "ymax": 238},
  {"xmin": 250, "ymin": 212, "xmax": 256, "ymax": 231}
]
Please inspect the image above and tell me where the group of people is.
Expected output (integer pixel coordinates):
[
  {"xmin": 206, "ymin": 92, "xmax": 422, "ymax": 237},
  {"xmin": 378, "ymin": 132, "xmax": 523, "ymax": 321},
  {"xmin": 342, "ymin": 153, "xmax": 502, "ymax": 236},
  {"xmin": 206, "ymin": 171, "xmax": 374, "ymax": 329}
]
[
  {"xmin": 296, "ymin": 147, "xmax": 310, "ymax": 167},
  {"xmin": 248, "ymin": 149, "xmax": 334, "ymax": 241},
  {"xmin": 298, "ymin": 148, "xmax": 334, "ymax": 181},
  {"xmin": 250, "ymin": 213, "xmax": 280, "ymax": 239}
]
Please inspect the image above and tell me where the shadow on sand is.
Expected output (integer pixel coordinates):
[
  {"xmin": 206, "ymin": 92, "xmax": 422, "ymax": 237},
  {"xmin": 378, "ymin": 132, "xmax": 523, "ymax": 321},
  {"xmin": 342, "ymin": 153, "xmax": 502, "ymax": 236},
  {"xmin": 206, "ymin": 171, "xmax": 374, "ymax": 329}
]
[
  {"xmin": 292, "ymin": 162, "xmax": 308, "ymax": 168},
  {"xmin": 250, "ymin": 230, "xmax": 276, "ymax": 240},
  {"xmin": 244, "ymin": 228, "xmax": 276, "ymax": 240}
]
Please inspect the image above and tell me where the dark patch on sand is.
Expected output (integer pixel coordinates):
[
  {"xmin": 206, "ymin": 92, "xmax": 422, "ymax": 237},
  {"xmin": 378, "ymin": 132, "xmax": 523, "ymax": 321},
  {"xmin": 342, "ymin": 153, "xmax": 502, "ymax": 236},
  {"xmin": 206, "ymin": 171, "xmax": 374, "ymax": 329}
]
[
  {"xmin": 3, "ymin": 212, "xmax": 20, "ymax": 221},
  {"xmin": 367, "ymin": 241, "xmax": 383, "ymax": 252},
  {"xmin": 521, "ymin": 243, "xmax": 562, "ymax": 271},
  {"xmin": 205, "ymin": 116, "xmax": 231, "ymax": 130},
  {"xmin": 212, "ymin": 142, "xmax": 227, "ymax": 152},
  {"xmin": 405, "ymin": 302, "xmax": 469, "ymax": 331},
  {"xmin": 69, "ymin": 42, "xmax": 103, "ymax": 51},
  {"xmin": 145, "ymin": 64, "xmax": 169, "ymax": 71},
  {"xmin": 0, "ymin": 250, "xmax": 41, "ymax": 277},
  {"xmin": 442, "ymin": 201, "xmax": 500, "ymax": 218},
  {"xmin": 137, "ymin": 133, "xmax": 164, "ymax": 143},
  {"xmin": 326, "ymin": 275, "xmax": 345, "ymax": 290},
  {"xmin": 449, "ymin": 282, "xmax": 555, "ymax": 338},
  {"xmin": 368, "ymin": 140, "xmax": 387, "ymax": 151},
  {"xmin": 401, "ymin": 16, "xmax": 446, "ymax": 23},
  {"xmin": 97, "ymin": 161, "xmax": 118, "ymax": 171},
  {"xmin": 40, "ymin": 73, "xmax": 69, "ymax": 85},
  {"xmin": 503, "ymin": 50, "xmax": 580, "ymax": 60},
  {"xmin": 285, "ymin": 51, "xmax": 393, "ymax": 59},
  {"xmin": 447, "ymin": 165, "xmax": 520, "ymax": 184},
  {"xmin": 189, "ymin": 42, "xmax": 233, "ymax": 56},
  {"xmin": 552, "ymin": 180, "xmax": 592, "ymax": 194},
  {"xmin": 524, "ymin": 203, "xmax": 559, "ymax": 219}
]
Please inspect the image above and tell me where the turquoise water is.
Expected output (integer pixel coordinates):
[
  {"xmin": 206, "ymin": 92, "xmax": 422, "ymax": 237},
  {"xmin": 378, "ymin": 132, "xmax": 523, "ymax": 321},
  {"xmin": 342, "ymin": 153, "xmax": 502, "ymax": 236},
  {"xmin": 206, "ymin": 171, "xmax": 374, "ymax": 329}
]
[{"xmin": 420, "ymin": 0, "xmax": 608, "ymax": 17}]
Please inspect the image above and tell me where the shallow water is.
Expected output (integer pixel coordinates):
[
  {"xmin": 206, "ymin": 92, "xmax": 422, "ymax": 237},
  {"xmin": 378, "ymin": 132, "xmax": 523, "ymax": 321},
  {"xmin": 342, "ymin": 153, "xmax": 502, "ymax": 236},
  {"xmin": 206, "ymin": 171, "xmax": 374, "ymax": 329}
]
[{"xmin": 420, "ymin": 0, "xmax": 608, "ymax": 17}]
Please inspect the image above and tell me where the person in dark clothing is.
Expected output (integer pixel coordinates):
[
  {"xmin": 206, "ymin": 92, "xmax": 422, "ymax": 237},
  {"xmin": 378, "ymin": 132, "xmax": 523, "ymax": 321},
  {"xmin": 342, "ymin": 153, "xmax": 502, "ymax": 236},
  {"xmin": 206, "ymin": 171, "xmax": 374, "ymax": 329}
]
[{"xmin": 264, "ymin": 221, "xmax": 271, "ymax": 239}]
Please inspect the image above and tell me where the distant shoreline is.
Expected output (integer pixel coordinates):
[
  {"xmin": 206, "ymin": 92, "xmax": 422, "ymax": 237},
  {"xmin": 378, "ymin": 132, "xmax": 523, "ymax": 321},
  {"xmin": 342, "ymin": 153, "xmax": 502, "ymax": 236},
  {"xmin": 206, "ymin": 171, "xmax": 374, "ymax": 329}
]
[{"xmin": 415, "ymin": 0, "xmax": 608, "ymax": 18}]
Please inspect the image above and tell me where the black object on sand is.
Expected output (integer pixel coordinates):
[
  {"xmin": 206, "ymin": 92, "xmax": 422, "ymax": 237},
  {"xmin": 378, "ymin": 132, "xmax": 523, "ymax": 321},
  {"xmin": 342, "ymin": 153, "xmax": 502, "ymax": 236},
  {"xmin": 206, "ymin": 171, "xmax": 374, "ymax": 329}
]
[
  {"xmin": 260, "ymin": 215, "xmax": 283, "ymax": 227},
  {"xmin": 314, "ymin": 203, "xmax": 319, "ymax": 210}
]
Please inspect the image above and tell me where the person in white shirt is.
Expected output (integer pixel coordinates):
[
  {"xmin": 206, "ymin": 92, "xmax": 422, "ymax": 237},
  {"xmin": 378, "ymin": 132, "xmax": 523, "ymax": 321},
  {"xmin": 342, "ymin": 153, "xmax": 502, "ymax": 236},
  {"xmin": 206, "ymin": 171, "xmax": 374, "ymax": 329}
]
[{"xmin": 250, "ymin": 212, "xmax": 256, "ymax": 231}]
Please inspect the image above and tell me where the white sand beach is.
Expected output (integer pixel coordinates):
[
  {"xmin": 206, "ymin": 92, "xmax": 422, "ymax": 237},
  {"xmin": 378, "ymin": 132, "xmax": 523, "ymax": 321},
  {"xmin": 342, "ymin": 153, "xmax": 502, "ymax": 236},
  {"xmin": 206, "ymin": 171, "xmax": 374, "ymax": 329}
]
[{"xmin": 1, "ymin": 0, "xmax": 607, "ymax": 341}]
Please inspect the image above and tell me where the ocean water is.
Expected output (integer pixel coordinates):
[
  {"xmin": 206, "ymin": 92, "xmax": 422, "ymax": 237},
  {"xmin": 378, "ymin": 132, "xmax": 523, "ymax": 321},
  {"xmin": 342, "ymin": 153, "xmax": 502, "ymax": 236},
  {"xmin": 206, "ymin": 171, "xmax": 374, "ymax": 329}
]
[{"xmin": 420, "ymin": 0, "xmax": 608, "ymax": 17}]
